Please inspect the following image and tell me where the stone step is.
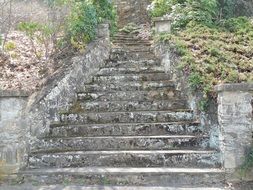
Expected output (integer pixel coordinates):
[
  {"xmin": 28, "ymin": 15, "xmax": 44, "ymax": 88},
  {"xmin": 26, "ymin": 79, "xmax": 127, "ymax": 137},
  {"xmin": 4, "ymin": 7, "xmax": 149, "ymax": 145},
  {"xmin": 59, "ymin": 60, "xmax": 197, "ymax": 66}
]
[
  {"xmin": 110, "ymin": 49, "xmax": 156, "ymax": 61},
  {"xmin": 104, "ymin": 60, "xmax": 160, "ymax": 68},
  {"xmin": 97, "ymin": 66, "xmax": 164, "ymax": 75},
  {"xmin": 19, "ymin": 167, "xmax": 225, "ymax": 187},
  {"xmin": 77, "ymin": 89, "xmax": 182, "ymax": 101},
  {"xmin": 31, "ymin": 135, "xmax": 209, "ymax": 153},
  {"xmin": 93, "ymin": 73, "xmax": 170, "ymax": 83},
  {"xmin": 78, "ymin": 100, "xmax": 187, "ymax": 113},
  {"xmin": 28, "ymin": 150, "xmax": 221, "ymax": 169},
  {"xmin": 83, "ymin": 80, "xmax": 175, "ymax": 92},
  {"xmin": 0, "ymin": 185, "xmax": 226, "ymax": 190},
  {"xmin": 113, "ymin": 41, "xmax": 151, "ymax": 46},
  {"xmin": 112, "ymin": 37, "xmax": 152, "ymax": 42},
  {"xmin": 60, "ymin": 110, "xmax": 194, "ymax": 124},
  {"xmin": 49, "ymin": 122, "xmax": 203, "ymax": 138}
]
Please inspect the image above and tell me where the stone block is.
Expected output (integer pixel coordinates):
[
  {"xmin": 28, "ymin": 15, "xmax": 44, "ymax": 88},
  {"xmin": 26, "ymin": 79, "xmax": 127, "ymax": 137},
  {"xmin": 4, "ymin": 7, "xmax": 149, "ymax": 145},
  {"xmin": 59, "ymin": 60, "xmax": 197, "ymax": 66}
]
[
  {"xmin": 153, "ymin": 17, "xmax": 172, "ymax": 33},
  {"xmin": 215, "ymin": 83, "xmax": 253, "ymax": 173}
]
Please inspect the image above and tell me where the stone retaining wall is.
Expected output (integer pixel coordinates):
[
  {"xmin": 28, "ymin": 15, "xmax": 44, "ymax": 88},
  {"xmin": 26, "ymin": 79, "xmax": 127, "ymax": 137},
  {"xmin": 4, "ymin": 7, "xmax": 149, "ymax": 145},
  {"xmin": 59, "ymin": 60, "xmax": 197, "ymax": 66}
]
[
  {"xmin": 0, "ymin": 90, "xmax": 30, "ymax": 173},
  {"xmin": 0, "ymin": 24, "xmax": 110, "ymax": 172},
  {"xmin": 26, "ymin": 24, "xmax": 110, "ymax": 138}
]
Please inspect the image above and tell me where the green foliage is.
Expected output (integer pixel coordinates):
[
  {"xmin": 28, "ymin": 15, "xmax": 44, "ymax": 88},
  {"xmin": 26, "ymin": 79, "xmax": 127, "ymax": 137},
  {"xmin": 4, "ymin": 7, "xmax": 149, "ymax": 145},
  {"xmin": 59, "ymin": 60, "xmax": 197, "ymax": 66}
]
[
  {"xmin": 67, "ymin": 2, "xmax": 98, "ymax": 51},
  {"xmin": 149, "ymin": 0, "xmax": 172, "ymax": 18},
  {"xmin": 222, "ymin": 16, "xmax": 253, "ymax": 33},
  {"xmin": 60, "ymin": 0, "xmax": 117, "ymax": 51},
  {"xmin": 189, "ymin": 73, "xmax": 203, "ymax": 90},
  {"xmin": 198, "ymin": 99, "xmax": 209, "ymax": 112},
  {"xmin": 149, "ymin": 0, "xmax": 253, "ymax": 31}
]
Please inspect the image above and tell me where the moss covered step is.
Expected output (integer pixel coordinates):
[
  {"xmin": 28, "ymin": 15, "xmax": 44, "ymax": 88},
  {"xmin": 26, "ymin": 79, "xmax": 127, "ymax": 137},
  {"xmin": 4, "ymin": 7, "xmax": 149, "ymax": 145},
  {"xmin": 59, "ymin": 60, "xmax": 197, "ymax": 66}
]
[
  {"xmin": 110, "ymin": 49, "xmax": 156, "ymax": 61},
  {"xmin": 104, "ymin": 60, "xmax": 160, "ymax": 68},
  {"xmin": 30, "ymin": 135, "xmax": 210, "ymax": 153},
  {"xmin": 60, "ymin": 110, "xmax": 194, "ymax": 124},
  {"xmin": 77, "ymin": 89, "xmax": 181, "ymax": 101},
  {"xmin": 19, "ymin": 167, "xmax": 225, "ymax": 187},
  {"xmin": 28, "ymin": 150, "xmax": 221, "ymax": 169},
  {"xmin": 93, "ymin": 73, "xmax": 170, "ymax": 83},
  {"xmin": 83, "ymin": 81, "xmax": 175, "ymax": 92},
  {"xmin": 49, "ymin": 122, "xmax": 202, "ymax": 138},
  {"xmin": 77, "ymin": 100, "xmax": 186, "ymax": 113}
]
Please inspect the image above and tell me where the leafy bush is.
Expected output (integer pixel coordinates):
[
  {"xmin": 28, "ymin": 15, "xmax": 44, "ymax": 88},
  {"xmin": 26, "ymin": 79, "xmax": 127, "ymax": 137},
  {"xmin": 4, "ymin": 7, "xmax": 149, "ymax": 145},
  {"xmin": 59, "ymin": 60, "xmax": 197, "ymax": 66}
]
[
  {"xmin": 60, "ymin": 0, "xmax": 116, "ymax": 52},
  {"xmin": 67, "ymin": 2, "xmax": 98, "ymax": 51}
]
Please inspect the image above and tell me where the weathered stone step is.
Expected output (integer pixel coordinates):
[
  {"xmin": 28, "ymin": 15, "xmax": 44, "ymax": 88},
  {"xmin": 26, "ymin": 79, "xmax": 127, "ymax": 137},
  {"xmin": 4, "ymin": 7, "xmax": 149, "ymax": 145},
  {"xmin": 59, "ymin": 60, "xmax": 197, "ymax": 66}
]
[
  {"xmin": 77, "ymin": 89, "xmax": 182, "ymax": 101},
  {"xmin": 97, "ymin": 66, "xmax": 164, "ymax": 75},
  {"xmin": 0, "ymin": 185, "xmax": 225, "ymax": 190},
  {"xmin": 78, "ymin": 100, "xmax": 187, "ymax": 113},
  {"xmin": 60, "ymin": 110, "xmax": 194, "ymax": 124},
  {"xmin": 83, "ymin": 80, "xmax": 175, "ymax": 92},
  {"xmin": 20, "ymin": 167, "xmax": 225, "ymax": 187},
  {"xmin": 110, "ymin": 49, "xmax": 155, "ymax": 61},
  {"xmin": 112, "ymin": 39, "xmax": 152, "ymax": 47},
  {"xmin": 93, "ymin": 73, "xmax": 170, "ymax": 83},
  {"xmin": 104, "ymin": 60, "xmax": 160, "ymax": 68},
  {"xmin": 28, "ymin": 150, "xmax": 221, "ymax": 169},
  {"xmin": 31, "ymin": 135, "xmax": 209, "ymax": 153},
  {"xmin": 49, "ymin": 122, "xmax": 203, "ymax": 138}
]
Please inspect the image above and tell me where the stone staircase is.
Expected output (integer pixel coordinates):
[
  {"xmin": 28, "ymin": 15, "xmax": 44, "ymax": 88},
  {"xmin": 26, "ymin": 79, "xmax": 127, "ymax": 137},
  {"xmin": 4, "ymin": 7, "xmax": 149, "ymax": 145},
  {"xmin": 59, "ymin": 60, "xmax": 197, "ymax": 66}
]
[{"xmin": 22, "ymin": 32, "xmax": 225, "ymax": 188}]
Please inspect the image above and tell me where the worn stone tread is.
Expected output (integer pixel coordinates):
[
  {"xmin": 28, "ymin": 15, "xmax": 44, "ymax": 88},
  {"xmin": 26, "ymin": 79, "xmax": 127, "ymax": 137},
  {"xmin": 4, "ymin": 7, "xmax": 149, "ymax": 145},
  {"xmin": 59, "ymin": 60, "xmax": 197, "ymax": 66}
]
[
  {"xmin": 31, "ymin": 135, "xmax": 210, "ymax": 153},
  {"xmin": 93, "ymin": 73, "xmax": 170, "ymax": 82},
  {"xmin": 49, "ymin": 121, "xmax": 202, "ymax": 137},
  {"xmin": 31, "ymin": 150, "xmax": 217, "ymax": 155},
  {"xmin": 60, "ymin": 110, "xmax": 194, "ymax": 124},
  {"xmin": 104, "ymin": 60, "xmax": 160, "ymax": 68},
  {"xmin": 28, "ymin": 149, "xmax": 221, "ymax": 168},
  {"xmin": 77, "ymin": 90, "xmax": 183, "ymax": 101},
  {"xmin": 83, "ymin": 80, "xmax": 175, "ymax": 92},
  {"xmin": 21, "ymin": 167, "xmax": 224, "ymax": 174},
  {"xmin": 0, "ymin": 184, "xmax": 224, "ymax": 190},
  {"xmin": 97, "ymin": 66, "xmax": 165, "ymax": 75},
  {"xmin": 78, "ymin": 100, "xmax": 187, "ymax": 112},
  {"xmin": 0, "ymin": 185, "xmax": 225, "ymax": 190}
]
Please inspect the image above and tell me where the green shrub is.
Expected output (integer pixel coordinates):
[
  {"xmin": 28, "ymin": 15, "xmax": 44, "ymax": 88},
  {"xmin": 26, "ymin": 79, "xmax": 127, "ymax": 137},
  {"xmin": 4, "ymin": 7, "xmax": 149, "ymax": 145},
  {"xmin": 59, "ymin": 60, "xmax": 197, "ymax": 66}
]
[
  {"xmin": 188, "ymin": 73, "xmax": 203, "ymax": 90},
  {"xmin": 67, "ymin": 2, "xmax": 98, "ymax": 51},
  {"xmin": 60, "ymin": 0, "xmax": 116, "ymax": 51},
  {"xmin": 222, "ymin": 16, "xmax": 253, "ymax": 33}
]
